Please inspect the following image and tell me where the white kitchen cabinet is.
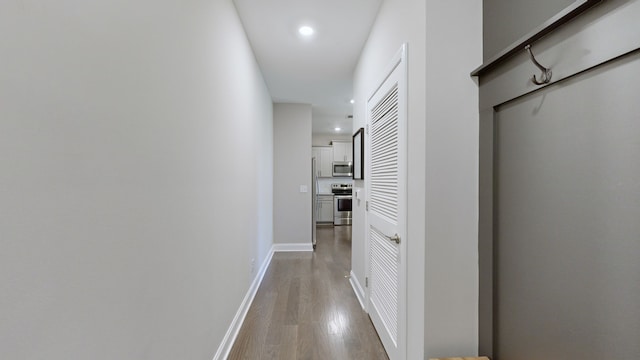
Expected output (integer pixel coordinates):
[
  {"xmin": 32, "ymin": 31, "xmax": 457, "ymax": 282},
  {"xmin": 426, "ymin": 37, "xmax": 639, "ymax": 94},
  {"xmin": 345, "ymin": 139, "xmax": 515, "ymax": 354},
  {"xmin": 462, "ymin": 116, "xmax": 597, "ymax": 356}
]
[
  {"xmin": 317, "ymin": 195, "xmax": 334, "ymax": 223},
  {"xmin": 312, "ymin": 146, "xmax": 333, "ymax": 177},
  {"xmin": 332, "ymin": 141, "xmax": 352, "ymax": 162}
]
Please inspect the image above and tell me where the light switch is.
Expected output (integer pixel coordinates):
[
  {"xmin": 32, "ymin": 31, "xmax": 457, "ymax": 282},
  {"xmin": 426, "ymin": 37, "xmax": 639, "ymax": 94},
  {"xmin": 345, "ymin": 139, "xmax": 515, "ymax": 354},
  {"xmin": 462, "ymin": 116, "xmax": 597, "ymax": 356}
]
[{"xmin": 300, "ymin": 185, "xmax": 308, "ymax": 193}]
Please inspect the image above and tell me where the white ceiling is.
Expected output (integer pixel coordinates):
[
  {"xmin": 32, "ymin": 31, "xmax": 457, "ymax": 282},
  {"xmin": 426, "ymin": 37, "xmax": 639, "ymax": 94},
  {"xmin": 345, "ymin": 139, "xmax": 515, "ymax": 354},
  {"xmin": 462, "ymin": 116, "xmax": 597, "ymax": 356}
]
[{"xmin": 233, "ymin": 0, "xmax": 382, "ymax": 135}]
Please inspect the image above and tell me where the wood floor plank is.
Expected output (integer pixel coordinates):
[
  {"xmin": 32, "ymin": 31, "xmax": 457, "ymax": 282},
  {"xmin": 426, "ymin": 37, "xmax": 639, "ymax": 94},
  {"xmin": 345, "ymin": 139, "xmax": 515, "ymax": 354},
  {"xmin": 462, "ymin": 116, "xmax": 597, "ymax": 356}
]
[
  {"xmin": 295, "ymin": 322, "xmax": 314, "ymax": 360},
  {"xmin": 284, "ymin": 277, "xmax": 300, "ymax": 326},
  {"xmin": 277, "ymin": 325, "xmax": 298, "ymax": 360},
  {"xmin": 229, "ymin": 225, "xmax": 389, "ymax": 359},
  {"xmin": 261, "ymin": 345, "xmax": 280, "ymax": 360}
]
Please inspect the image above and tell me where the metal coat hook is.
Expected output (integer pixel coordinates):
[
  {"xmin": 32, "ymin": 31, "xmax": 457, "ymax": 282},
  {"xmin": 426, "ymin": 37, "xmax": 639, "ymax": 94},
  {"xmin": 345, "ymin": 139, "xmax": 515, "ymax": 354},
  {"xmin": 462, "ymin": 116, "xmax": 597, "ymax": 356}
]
[{"xmin": 525, "ymin": 44, "xmax": 552, "ymax": 85}]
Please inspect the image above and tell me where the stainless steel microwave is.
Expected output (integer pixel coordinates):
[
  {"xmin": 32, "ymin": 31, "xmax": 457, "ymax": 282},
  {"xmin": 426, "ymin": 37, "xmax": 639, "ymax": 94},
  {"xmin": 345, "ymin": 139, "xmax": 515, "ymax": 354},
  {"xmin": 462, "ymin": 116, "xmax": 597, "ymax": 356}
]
[{"xmin": 332, "ymin": 161, "xmax": 353, "ymax": 177}]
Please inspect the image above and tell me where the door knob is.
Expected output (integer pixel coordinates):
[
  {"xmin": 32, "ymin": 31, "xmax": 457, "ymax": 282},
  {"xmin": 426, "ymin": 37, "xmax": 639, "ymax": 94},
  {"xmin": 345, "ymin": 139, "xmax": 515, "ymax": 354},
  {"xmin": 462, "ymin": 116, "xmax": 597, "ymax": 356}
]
[{"xmin": 385, "ymin": 233, "xmax": 400, "ymax": 244}]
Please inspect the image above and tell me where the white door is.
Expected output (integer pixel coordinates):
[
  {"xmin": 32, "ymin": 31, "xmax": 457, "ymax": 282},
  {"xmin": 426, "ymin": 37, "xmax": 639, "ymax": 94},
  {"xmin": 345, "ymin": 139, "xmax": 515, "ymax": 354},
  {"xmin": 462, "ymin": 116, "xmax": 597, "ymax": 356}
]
[{"xmin": 366, "ymin": 45, "xmax": 407, "ymax": 360}]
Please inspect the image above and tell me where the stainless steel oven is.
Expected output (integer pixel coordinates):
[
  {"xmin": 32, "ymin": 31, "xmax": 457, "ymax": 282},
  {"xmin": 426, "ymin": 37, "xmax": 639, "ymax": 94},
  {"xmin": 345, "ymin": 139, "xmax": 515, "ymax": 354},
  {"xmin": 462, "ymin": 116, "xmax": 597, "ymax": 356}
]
[
  {"xmin": 331, "ymin": 183, "xmax": 352, "ymax": 225},
  {"xmin": 334, "ymin": 196, "xmax": 352, "ymax": 225}
]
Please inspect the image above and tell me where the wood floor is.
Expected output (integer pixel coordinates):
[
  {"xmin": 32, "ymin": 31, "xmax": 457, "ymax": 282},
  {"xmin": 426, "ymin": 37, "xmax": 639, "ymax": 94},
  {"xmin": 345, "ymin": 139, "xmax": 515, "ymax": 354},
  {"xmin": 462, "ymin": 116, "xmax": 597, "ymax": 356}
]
[{"xmin": 228, "ymin": 225, "xmax": 389, "ymax": 360}]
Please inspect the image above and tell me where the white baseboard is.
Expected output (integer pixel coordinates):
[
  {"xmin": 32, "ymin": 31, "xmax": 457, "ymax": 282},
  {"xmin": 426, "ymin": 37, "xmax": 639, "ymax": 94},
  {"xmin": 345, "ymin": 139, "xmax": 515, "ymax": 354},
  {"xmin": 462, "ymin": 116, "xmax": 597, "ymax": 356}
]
[
  {"xmin": 272, "ymin": 243, "xmax": 314, "ymax": 252},
  {"xmin": 212, "ymin": 246, "xmax": 274, "ymax": 360},
  {"xmin": 349, "ymin": 270, "xmax": 366, "ymax": 311}
]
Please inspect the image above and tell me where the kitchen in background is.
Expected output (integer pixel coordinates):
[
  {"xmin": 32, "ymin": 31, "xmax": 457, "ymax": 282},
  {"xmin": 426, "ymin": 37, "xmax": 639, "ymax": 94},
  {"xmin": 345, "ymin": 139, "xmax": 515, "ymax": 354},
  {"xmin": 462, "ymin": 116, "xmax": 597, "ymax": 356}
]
[{"xmin": 311, "ymin": 137, "xmax": 354, "ymax": 249}]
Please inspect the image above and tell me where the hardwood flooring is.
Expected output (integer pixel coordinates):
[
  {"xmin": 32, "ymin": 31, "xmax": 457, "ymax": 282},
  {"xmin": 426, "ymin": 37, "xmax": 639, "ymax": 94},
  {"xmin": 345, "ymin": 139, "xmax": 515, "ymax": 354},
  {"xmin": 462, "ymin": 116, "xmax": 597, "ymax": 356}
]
[{"xmin": 228, "ymin": 225, "xmax": 389, "ymax": 360}]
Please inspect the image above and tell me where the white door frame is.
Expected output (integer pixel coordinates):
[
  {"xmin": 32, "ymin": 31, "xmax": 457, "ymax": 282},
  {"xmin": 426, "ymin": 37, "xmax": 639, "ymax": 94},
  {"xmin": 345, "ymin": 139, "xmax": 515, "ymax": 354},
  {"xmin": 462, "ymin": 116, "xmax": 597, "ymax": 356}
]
[{"xmin": 364, "ymin": 43, "xmax": 408, "ymax": 360}]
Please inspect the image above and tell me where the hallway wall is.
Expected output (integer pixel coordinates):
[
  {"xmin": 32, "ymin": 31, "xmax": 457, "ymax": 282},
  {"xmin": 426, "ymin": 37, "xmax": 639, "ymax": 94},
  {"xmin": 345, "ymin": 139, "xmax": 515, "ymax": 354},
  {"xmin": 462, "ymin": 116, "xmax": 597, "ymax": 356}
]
[
  {"xmin": 425, "ymin": 1, "xmax": 482, "ymax": 357},
  {"xmin": 0, "ymin": 1, "xmax": 273, "ymax": 359},
  {"xmin": 353, "ymin": 0, "xmax": 481, "ymax": 358},
  {"xmin": 352, "ymin": 0, "xmax": 427, "ymax": 358},
  {"xmin": 273, "ymin": 103, "xmax": 312, "ymax": 247}
]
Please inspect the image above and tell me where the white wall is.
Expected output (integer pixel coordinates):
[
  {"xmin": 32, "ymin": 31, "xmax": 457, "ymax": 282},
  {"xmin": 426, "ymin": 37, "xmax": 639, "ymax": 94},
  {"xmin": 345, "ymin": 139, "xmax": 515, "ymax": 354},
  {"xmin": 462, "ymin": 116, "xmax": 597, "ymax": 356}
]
[
  {"xmin": 273, "ymin": 104, "xmax": 312, "ymax": 245},
  {"xmin": 0, "ymin": 1, "xmax": 273, "ymax": 359},
  {"xmin": 353, "ymin": 0, "xmax": 427, "ymax": 358},
  {"xmin": 312, "ymin": 133, "xmax": 352, "ymax": 146},
  {"xmin": 353, "ymin": 0, "xmax": 482, "ymax": 358},
  {"xmin": 425, "ymin": 1, "xmax": 482, "ymax": 357}
]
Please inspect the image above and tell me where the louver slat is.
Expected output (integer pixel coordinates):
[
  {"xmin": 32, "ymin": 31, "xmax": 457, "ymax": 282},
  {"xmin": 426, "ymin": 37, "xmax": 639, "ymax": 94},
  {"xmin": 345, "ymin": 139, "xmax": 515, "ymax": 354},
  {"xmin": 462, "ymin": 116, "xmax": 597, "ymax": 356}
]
[
  {"xmin": 370, "ymin": 226, "xmax": 399, "ymax": 344},
  {"xmin": 370, "ymin": 84, "xmax": 399, "ymax": 224}
]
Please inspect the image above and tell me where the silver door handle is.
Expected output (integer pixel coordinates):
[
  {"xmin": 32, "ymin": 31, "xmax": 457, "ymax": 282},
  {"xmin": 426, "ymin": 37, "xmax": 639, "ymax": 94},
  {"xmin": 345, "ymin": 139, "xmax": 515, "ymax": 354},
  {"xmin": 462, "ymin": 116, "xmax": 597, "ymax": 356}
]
[{"xmin": 385, "ymin": 233, "xmax": 400, "ymax": 244}]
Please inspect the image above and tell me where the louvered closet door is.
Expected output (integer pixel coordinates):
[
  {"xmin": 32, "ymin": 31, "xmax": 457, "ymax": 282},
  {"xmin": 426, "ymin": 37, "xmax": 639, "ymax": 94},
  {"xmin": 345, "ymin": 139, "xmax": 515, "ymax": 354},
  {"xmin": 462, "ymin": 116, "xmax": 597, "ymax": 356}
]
[{"xmin": 366, "ymin": 46, "xmax": 406, "ymax": 360}]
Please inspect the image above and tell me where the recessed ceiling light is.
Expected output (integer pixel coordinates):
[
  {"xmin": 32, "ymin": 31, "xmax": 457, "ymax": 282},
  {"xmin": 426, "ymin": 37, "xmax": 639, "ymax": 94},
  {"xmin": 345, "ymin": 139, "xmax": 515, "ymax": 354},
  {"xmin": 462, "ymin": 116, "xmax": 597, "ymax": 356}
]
[
  {"xmin": 350, "ymin": 99, "xmax": 355, "ymax": 104},
  {"xmin": 298, "ymin": 26, "xmax": 314, "ymax": 36},
  {"xmin": 335, "ymin": 127, "xmax": 341, "ymax": 132}
]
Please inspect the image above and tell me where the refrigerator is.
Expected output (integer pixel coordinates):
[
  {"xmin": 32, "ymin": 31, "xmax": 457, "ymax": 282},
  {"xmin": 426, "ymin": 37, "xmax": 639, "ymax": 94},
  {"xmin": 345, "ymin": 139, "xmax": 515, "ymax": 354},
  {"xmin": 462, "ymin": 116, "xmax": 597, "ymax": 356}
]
[{"xmin": 312, "ymin": 157, "xmax": 318, "ymax": 250}]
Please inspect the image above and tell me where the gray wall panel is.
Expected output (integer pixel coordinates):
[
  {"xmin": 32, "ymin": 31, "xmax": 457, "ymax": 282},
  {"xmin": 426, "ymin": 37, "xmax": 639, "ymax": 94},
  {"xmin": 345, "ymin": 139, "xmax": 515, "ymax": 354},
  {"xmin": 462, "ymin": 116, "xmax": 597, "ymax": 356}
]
[
  {"xmin": 493, "ymin": 51, "xmax": 640, "ymax": 359},
  {"xmin": 483, "ymin": 0, "xmax": 574, "ymax": 61},
  {"xmin": 480, "ymin": 0, "xmax": 640, "ymax": 110}
]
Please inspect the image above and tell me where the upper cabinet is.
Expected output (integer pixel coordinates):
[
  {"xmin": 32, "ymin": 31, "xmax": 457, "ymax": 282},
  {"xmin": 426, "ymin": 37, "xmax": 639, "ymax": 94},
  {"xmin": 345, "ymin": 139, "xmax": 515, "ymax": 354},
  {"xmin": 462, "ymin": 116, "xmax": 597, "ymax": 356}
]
[
  {"xmin": 312, "ymin": 146, "xmax": 333, "ymax": 178},
  {"xmin": 332, "ymin": 141, "xmax": 352, "ymax": 162}
]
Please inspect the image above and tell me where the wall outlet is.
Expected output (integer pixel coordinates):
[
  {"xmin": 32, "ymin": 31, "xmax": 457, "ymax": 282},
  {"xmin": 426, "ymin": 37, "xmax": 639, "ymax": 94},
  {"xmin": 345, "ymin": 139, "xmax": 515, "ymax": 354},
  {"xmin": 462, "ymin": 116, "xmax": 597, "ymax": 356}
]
[{"xmin": 250, "ymin": 258, "xmax": 255, "ymax": 274}]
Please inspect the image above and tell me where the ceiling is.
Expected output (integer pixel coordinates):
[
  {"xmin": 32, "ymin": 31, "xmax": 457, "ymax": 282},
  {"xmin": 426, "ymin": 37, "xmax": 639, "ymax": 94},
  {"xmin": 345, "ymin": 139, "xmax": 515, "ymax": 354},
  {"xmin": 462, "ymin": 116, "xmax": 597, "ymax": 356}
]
[{"xmin": 233, "ymin": 0, "xmax": 383, "ymax": 135}]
